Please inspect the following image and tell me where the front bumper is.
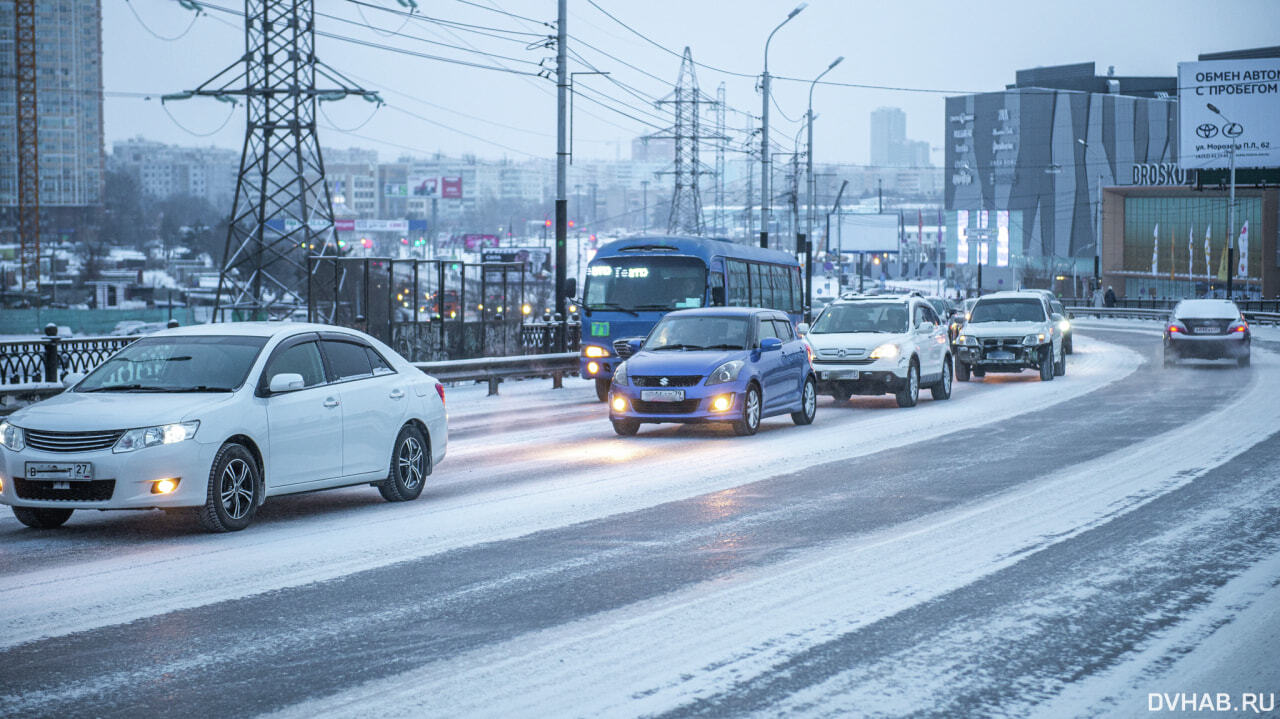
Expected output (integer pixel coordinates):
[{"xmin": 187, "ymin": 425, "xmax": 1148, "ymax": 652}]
[
  {"xmin": 609, "ymin": 380, "xmax": 743, "ymax": 424},
  {"xmin": 1166, "ymin": 333, "xmax": 1249, "ymax": 359},
  {"xmin": 0, "ymin": 439, "xmax": 219, "ymax": 510},
  {"xmin": 580, "ymin": 355, "xmax": 617, "ymax": 381},
  {"xmin": 813, "ymin": 359, "xmax": 908, "ymax": 394},
  {"xmin": 956, "ymin": 342, "xmax": 1046, "ymax": 371}
]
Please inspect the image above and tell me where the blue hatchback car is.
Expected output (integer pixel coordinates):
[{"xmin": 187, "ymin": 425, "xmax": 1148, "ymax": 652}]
[{"xmin": 608, "ymin": 308, "xmax": 818, "ymax": 436}]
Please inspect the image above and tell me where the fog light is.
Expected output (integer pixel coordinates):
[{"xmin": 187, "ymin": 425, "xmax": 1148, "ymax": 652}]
[
  {"xmin": 711, "ymin": 394, "xmax": 733, "ymax": 412},
  {"xmin": 587, "ymin": 361, "xmax": 600, "ymax": 375},
  {"xmin": 151, "ymin": 478, "xmax": 180, "ymax": 495},
  {"xmin": 611, "ymin": 396, "xmax": 627, "ymax": 412}
]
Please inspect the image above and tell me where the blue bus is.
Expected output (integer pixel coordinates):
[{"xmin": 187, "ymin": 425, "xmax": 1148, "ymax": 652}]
[{"xmin": 575, "ymin": 236, "xmax": 804, "ymax": 401}]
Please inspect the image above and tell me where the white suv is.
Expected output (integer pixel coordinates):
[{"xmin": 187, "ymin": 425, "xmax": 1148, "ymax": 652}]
[
  {"xmin": 954, "ymin": 291, "xmax": 1065, "ymax": 382},
  {"xmin": 801, "ymin": 294, "xmax": 953, "ymax": 408}
]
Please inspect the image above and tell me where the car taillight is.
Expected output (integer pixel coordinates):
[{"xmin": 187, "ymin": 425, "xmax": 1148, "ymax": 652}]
[
  {"xmin": 435, "ymin": 382, "xmax": 445, "ymax": 406},
  {"xmin": 1231, "ymin": 319, "xmax": 1248, "ymax": 333},
  {"xmin": 1168, "ymin": 322, "xmax": 1186, "ymax": 334}
]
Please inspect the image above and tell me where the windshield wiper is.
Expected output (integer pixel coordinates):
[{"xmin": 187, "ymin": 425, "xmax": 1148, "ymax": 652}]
[
  {"xmin": 82, "ymin": 384, "xmax": 171, "ymax": 393},
  {"xmin": 586, "ymin": 302, "xmax": 639, "ymax": 316},
  {"xmin": 164, "ymin": 386, "xmax": 234, "ymax": 393},
  {"xmin": 702, "ymin": 343, "xmax": 744, "ymax": 350},
  {"xmin": 647, "ymin": 343, "xmax": 702, "ymax": 351},
  {"xmin": 631, "ymin": 304, "xmax": 678, "ymax": 311}
]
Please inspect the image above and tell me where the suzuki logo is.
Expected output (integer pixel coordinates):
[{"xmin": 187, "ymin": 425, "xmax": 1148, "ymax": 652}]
[
  {"xmin": 659, "ymin": 377, "xmax": 669, "ymax": 386},
  {"xmin": 1196, "ymin": 123, "xmax": 1219, "ymax": 139}
]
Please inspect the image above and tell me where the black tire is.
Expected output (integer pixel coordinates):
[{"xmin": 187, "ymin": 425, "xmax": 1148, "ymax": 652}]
[
  {"xmin": 895, "ymin": 360, "xmax": 920, "ymax": 408},
  {"xmin": 197, "ymin": 443, "xmax": 261, "ymax": 533},
  {"xmin": 732, "ymin": 383, "xmax": 762, "ymax": 436},
  {"xmin": 1054, "ymin": 347, "xmax": 1065, "ymax": 377},
  {"xmin": 595, "ymin": 377, "xmax": 610, "ymax": 402},
  {"xmin": 830, "ymin": 386, "xmax": 852, "ymax": 402},
  {"xmin": 955, "ymin": 359, "xmax": 971, "ymax": 382},
  {"xmin": 1039, "ymin": 347, "xmax": 1054, "ymax": 382},
  {"xmin": 791, "ymin": 376, "xmax": 817, "ymax": 425},
  {"xmin": 1238, "ymin": 353, "xmax": 1251, "ymax": 367},
  {"xmin": 930, "ymin": 357, "xmax": 953, "ymax": 400},
  {"xmin": 379, "ymin": 424, "xmax": 430, "ymax": 502},
  {"xmin": 1064, "ymin": 335, "xmax": 1073, "ymax": 355},
  {"xmin": 12, "ymin": 506, "xmax": 73, "ymax": 529},
  {"xmin": 612, "ymin": 419, "xmax": 640, "ymax": 436}
]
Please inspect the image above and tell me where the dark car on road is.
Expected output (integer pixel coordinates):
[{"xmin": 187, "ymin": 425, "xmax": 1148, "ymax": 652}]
[{"xmin": 1164, "ymin": 299, "xmax": 1251, "ymax": 367}]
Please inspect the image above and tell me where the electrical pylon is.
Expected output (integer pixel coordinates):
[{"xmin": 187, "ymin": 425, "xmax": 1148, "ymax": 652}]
[
  {"xmin": 15, "ymin": 0, "xmax": 38, "ymax": 294},
  {"xmin": 164, "ymin": 0, "xmax": 380, "ymax": 320},
  {"xmin": 649, "ymin": 47, "xmax": 726, "ymax": 236}
]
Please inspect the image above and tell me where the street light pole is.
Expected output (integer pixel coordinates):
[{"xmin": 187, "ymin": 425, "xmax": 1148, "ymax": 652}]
[
  {"xmin": 1208, "ymin": 103, "xmax": 1236, "ymax": 300},
  {"xmin": 1077, "ymin": 138, "xmax": 1101, "ymax": 294},
  {"xmin": 760, "ymin": 3, "xmax": 806, "ymax": 249},
  {"xmin": 806, "ymin": 56, "xmax": 842, "ymax": 289}
]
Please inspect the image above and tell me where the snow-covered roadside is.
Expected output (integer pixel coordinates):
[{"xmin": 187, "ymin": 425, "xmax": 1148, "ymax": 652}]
[
  {"xmin": 0, "ymin": 336, "xmax": 1141, "ymax": 649},
  {"xmin": 267, "ymin": 345, "xmax": 1280, "ymax": 719}
]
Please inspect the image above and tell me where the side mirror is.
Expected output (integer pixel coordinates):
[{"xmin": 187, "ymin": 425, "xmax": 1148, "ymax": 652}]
[
  {"xmin": 268, "ymin": 373, "xmax": 305, "ymax": 393},
  {"xmin": 564, "ymin": 277, "xmax": 577, "ymax": 299},
  {"xmin": 760, "ymin": 337, "xmax": 783, "ymax": 352},
  {"xmin": 62, "ymin": 372, "xmax": 85, "ymax": 389},
  {"xmin": 710, "ymin": 286, "xmax": 726, "ymax": 306},
  {"xmin": 1050, "ymin": 313, "xmax": 1064, "ymax": 323},
  {"xmin": 626, "ymin": 338, "xmax": 644, "ymax": 354},
  {"xmin": 797, "ymin": 322, "xmax": 810, "ymax": 336}
]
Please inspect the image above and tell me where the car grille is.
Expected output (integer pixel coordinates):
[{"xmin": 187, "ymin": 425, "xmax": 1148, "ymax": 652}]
[
  {"xmin": 632, "ymin": 375, "xmax": 702, "ymax": 387},
  {"xmin": 631, "ymin": 399, "xmax": 701, "ymax": 414},
  {"xmin": 813, "ymin": 358, "xmax": 875, "ymax": 365},
  {"xmin": 981, "ymin": 337, "xmax": 1024, "ymax": 351},
  {"xmin": 1180, "ymin": 319, "xmax": 1231, "ymax": 335},
  {"xmin": 23, "ymin": 429, "xmax": 124, "ymax": 453},
  {"xmin": 14, "ymin": 478, "xmax": 116, "ymax": 502},
  {"xmin": 613, "ymin": 339, "xmax": 636, "ymax": 359}
]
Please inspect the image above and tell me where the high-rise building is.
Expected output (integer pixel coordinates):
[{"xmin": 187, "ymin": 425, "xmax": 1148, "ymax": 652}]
[
  {"xmin": 109, "ymin": 138, "xmax": 239, "ymax": 209},
  {"xmin": 0, "ymin": 0, "xmax": 104, "ymax": 243},
  {"xmin": 870, "ymin": 107, "xmax": 907, "ymax": 167}
]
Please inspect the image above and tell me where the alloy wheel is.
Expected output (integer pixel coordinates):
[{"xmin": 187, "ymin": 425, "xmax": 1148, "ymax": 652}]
[
  {"xmin": 398, "ymin": 436, "xmax": 425, "ymax": 490},
  {"xmin": 219, "ymin": 458, "xmax": 254, "ymax": 521}
]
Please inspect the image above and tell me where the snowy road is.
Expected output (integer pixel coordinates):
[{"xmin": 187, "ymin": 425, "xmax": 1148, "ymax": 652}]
[{"xmin": 3, "ymin": 326, "xmax": 1279, "ymax": 717}]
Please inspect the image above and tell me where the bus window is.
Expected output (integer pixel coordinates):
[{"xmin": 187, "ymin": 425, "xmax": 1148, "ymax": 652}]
[
  {"xmin": 749, "ymin": 263, "xmax": 766, "ymax": 307},
  {"xmin": 584, "ymin": 256, "xmax": 707, "ymax": 312},
  {"xmin": 792, "ymin": 266, "xmax": 803, "ymax": 312},
  {"xmin": 708, "ymin": 271, "xmax": 725, "ymax": 305},
  {"xmin": 727, "ymin": 260, "xmax": 750, "ymax": 307},
  {"xmin": 771, "ymin": 265, "xmax": 792, "ymax": 312}
]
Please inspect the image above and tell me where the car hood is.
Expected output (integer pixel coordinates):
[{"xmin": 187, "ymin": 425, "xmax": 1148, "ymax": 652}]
[
  {"xmin": 623, "ymin": 350, "xmax": 742, "ymax": 377},
  {"xmin": 805, "ymin": 332, "xmax": 906, "ymax": 352},
  {"xmin": 9, "ymin": 391, "xmax": 240, "ymax": 432},
  {"xmin": 963, "ymin": 321, "xmax": 1046, "ymax": 338}
]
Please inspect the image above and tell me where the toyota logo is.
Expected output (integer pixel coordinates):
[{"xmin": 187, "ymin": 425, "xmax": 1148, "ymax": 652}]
[
  {"xmin": 1196, "ymin": 123, "xmax": 1219, "ymax": 139},
  {"xmin": 659, "ymin": 377, "xmax": 669, "ymax": 386},
  {"xmin": 837, "ymin": 348, "xmax": 847, "ymax": 358},
  {"xmin": 1223, "ymin": 122, "xmax": 1244, "ymax": 138}
]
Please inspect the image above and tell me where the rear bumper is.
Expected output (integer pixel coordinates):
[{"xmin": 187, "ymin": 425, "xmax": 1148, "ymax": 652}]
[
  {"xmin": 580, "ymin": 357, "xmax": 617, "ymax": 380},
  {"xmin": 1166, "ymin": 333, "xmax": 1249, "ymax": 359}
]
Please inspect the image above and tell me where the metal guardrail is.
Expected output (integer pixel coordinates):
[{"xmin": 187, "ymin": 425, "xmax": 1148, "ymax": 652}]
[
  {"xmin": 415, "ymin": 352, "xmax": 580, "ymax": 396},
  {"xmin": 1, "ymin": 328, "xmax": 141, "ymax": 386},
  {"xmin": 1066, "ymin": 306, "xmax": 1280, "ymax": 326}
]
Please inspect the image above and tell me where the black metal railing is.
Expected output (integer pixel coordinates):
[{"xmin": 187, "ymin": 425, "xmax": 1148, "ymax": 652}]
[{"xmin": 0, "ymin": 325, "xmax": 140, "ymax": 386}]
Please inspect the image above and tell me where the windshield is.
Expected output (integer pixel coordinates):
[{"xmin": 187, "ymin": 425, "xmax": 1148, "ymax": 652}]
[
  {"xmin": 76, "ymin": 335, "xmax": 269, "ymax": 392},
  {"xmin": 810, "ymin": 303, "xmax": 908, "ymax": 334},
  {"xmin": 643, "ymin": 316, "xmax": 748, "ymax": 351},
  {"xmin": 584, "ymin": 256, "xmax": 707, "ymax": 312},
  {"xmin": 968, "ymin": 299, "xmax": 1046, "ymax": 324}
]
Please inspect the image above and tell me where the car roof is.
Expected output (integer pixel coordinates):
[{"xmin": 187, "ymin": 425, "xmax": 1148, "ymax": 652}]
[
  {"xmin": 146, "ymin": 321, "xmax": 363, "ymax": 340},
  {"xmin": 974, "ymin": 291, "xmax": 1048, "ymax": 301},
  {"xmin": 664, "ymin": 307, "xmax": 780, "ymax": 319}
]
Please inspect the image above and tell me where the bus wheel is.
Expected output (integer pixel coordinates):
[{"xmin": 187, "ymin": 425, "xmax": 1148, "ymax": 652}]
[{"xmin": 595, "ymin": 378, "xmax": 610, "ymax": 402}]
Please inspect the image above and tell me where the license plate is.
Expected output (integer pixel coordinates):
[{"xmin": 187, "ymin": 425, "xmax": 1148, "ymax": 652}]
[
  {"xmin": 822, "ymin": 370, "xmax": 860, "ymax": 380},
  {"xmin": 987, "ymin": 350, "xmax": 1015, "ymax": 361},
  {"xmin": 26, "ymin": 462, "xmax": 93, "ymax": 481},
  {"xmin": 640, "ymin": 389, "xmax": 684, "ymax": 402},
  {"xmin": 1191, "ymin": 326, "xmax": 1217, "ymax": 334}
]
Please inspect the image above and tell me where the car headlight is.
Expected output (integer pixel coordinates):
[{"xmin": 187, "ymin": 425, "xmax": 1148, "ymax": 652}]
[
  {"xmin": 1058, "ymin": 320, "xmax": 1070, "ymax": 333},
  {"xmin": 958, "ymin": 334, "xmax": 978, "ymax": 346},
  {"xmin": 612, "ymin": 362, "xmax": 629, "ymax": 386},
  {"xmin": 870, "ymin": 343, "xmax": 900, "ymax": 359},
  {"xmin": 114, "ymin": 421, "xmax": 200, "ymax": 454},
  {"xmin": 1022, "ymin": 333, "xmax": 1046, "ymax": 345},
  {"xmin": 706, "ymin": 359, "xmax": 745, "ymax": 385},
  {"xmin": 0, "ymin": 421, "xmax": 25, "ymax": 452},
  {"xmin": 583, "ymin": 345, "xmax": 609, "ymax": 358}
]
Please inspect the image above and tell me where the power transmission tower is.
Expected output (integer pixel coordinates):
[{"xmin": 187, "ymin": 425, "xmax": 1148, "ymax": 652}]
[
  {"xmin": 648, "ymin": 47, "xmax": 726, "ymax": 236},
  {"xmin": 14, "ymin": 0, "xmax": 38, "ymax": 294},
  {"xmin": 715, "ymin": 82, "xmax": 726, "ymax": 237},
  {"xmin": 165, "ymin": 0, "xmax": 380, "ymax": 320}
]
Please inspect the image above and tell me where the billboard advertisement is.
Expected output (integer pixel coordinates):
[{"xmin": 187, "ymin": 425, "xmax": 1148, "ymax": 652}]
[
  {"xmin": 410, "ymin": 176, "xmax": 439, "ymax": 198},
  {"xmin": 1177, "ymin": 58, "xmax": 1280, "ymax": 169},
  {"xmin": 441, "ymin": 176, "xmax": 464, "ymax": 199},
  {"xmin": 834, "ymin": 213, "xmax": 899, "ymax": 253},
  {"xmin": 383, "ymin": 183, "xmax": 408, "ymax": 198}
]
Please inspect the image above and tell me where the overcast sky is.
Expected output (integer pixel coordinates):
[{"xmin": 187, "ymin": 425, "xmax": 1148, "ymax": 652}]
[{"xmin": 104, "ymin": 0, "xmax": 1280, "ymax": 165}]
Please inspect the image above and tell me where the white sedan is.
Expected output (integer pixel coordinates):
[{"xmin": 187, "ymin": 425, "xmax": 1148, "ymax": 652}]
[{"xmin": 0, "ymin": 323, "xmax": 447, "ymax": 532}]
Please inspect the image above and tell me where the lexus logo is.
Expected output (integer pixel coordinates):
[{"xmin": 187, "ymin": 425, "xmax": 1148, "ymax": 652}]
[
  {"xmin": 1223, "ymin": 122, "xmax": 1244, "ymax": 138},
  {"xmin": 1196, "ymin": 123, "xmax": 1219, "ymax": 139},
  {"xmin": 836, "ymin": 348, "xmax": 847, "ymax": 358},
  {"xmin": 659, "ymin": 377, "xmax": 669, "ymax": 386}
]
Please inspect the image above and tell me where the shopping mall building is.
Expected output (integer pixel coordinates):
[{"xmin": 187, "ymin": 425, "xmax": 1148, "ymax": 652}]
[{"xmin": 944, "ymin": 47, "xmax": 1279, "ymax": 299}]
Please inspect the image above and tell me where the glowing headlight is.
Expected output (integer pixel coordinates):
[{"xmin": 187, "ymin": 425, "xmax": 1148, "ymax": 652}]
[
  {"xmin": 0, "ymin": 421, "xmax": 25, "ymax": 452},
  {"xmin": 869, "ymin": 343, "xmax": 900, "ymax": 359},
  {"xmin": 587, "ymin": 361, "xmax": 600, "ymax": 375},
  {"xmin": 583, "ymin": 345, "xmax": 608, "ymax": 358},
  {"xmin": 1058, "ymin": 320, "xmax": 1070, "ymax": 333},
  {"xmin": 958, "ymin": 335, "xmax": 978, "ymax": 346},
  {"xmin": 114, "ymin": 421, "xmax": 200, "ymax": 454},
  {"xmin": 706, "ymin": 359, "xmax": 745, "ymax": 385},
  {"xmin": 1022, "ymin": 333, "xmax": 1046, "ymax": 345},
  {"xmin": 612, "ymin": 362, "xmax": 629, "ymax": 386}
]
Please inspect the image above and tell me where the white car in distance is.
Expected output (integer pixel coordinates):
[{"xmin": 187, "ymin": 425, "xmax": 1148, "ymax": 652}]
[{"xmin": 0, "ymin": 323, "xmax": 447, "ymax": 532}]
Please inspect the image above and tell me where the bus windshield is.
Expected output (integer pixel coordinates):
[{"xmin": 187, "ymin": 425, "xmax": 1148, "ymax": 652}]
[{"xmin": 584, "ymin": 256, "xmax": 707, "ymax": 312}]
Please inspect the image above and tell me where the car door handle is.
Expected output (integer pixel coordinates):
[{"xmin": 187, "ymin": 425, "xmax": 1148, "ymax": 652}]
[
  {"xmin": 323, "ymin": 397, "xmax": 340, "ymax": 408},
  {"xmin": 389, "ymin": 388, "xmax": 405, "ymax": 400}
]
